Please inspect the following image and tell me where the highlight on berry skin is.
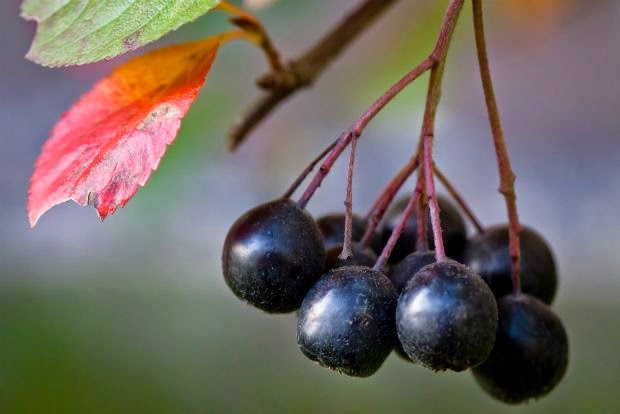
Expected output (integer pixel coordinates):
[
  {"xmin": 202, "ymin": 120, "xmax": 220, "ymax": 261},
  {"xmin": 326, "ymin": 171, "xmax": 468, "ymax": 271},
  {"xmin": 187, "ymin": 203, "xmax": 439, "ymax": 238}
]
[{"xmin": 222, "ymin": 198, "xmax": 326, "ymax": 313}]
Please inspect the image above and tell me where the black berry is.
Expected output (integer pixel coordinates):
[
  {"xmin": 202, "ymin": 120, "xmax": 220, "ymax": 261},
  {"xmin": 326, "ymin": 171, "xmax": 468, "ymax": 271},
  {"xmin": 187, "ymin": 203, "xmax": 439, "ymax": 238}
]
[
  {"xmin": 325, "ymin": 242, "xmax": 377, "ymax": 271},
  {"xmin": 297, "ymin": 266, "xmax": 397, "ymax": 377},
  {"xmin": 464, "ymin": 225, "xmax": 557, "ymax": 304},
  {"xmin": 396, "ymin": 260, "xmax": 498, "ymax": 371},
  {"xmin": 222, "ymin": 198, "xmax": 325, "ymax": 313},
  {"xmin": 472, "ymin": 293, "xmax": 569, "ymax": 404},
  {"xmin": 382, "ymin": 195, "xmax": 466, "ymax": 263},
  {"xmin": 389, "ymin": 250, "xmax": 436, "ymax": 294}
]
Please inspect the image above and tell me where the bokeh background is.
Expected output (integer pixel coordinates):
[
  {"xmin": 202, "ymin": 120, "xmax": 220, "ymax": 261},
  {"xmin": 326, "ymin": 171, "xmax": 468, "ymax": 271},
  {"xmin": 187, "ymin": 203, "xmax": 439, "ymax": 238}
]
[{"xmin": 1, "ymin": 0, "xmax": 619, "ymax": 413}]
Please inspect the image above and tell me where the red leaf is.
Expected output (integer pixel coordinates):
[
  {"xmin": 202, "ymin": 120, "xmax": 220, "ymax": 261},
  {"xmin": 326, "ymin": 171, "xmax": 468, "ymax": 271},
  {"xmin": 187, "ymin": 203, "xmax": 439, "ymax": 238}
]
[{"xmin": 28, "ymin": 36, "xmax": 223, "ymax": 227}]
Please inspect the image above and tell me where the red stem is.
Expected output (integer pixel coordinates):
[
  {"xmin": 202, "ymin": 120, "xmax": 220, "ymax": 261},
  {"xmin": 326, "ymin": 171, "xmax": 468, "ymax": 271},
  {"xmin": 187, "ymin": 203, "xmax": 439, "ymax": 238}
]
[
  {"xmin": 297, "ymin": 132, "xmax": 347, "ymax": 209},
  {"xmin": 297, "ymin": 0, "xmax": 465, "ymax": 209},
  {"xmin": 416, "ymin": 158, "xmax": 429, "ymax": 252},
  {"xmin": 339, "ymin": 134, "xmax": 358, "ymax": 260},
  {"xmin": 374, "ymin": 174, "xmax": 424, "ymax": 271},
  {"xmin": 282, "ymin": 138, "xmax": 338, "ymax": 199},
  {"xmin": 361, "ymin": 153, "xmax": 420, "ymax": 246},
  {"xmin": 433, "ymin": 164, "xmax": 484, "ymax": 234},
  {"xmin": 412, "ymin": 0, "xmax": 465, "ymax": 262},
  {"xmin": 423, "ymin": 133, "xmax": 446, "ymax": 261},
  {"xmin": 472, "ymin": 0, "xmax": 522, "ymax": 293},
  {"xmin": 296, "ymin": 56, "xmax": 434, "ymax": 208}
]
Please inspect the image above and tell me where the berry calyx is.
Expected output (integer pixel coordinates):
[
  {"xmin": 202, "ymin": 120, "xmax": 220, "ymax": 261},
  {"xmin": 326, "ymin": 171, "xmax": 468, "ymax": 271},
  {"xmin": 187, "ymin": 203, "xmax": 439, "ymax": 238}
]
[
  {"xmin": 464, "ymin": 225, "xmax": 557, "ymax": 304},
  {"xmin": 472, "ymin": 293, "xmax": 569, "ymax": 404},
  {"xmin": 325, "ymin": 242, "xmax": 377, "ymax": 270},
  {"xmin": 396, "ymin": 259, "xmax": 498, "ymax": 371},
  {"xmin": 222, "ymin": 198, "xmax": 325, "ymax": 313},
  {"xmin": 382, "ymin": 195, "xmax": 466, "ymax": 263},
  {"xmin": 297, "ymin": 266, "xmax": 397, "ymax": 377}
]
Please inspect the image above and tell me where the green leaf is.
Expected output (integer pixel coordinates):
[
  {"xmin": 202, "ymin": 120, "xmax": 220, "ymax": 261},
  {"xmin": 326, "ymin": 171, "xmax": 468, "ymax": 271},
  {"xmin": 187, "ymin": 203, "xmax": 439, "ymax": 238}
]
[
  {"xmin": 21, "ymin": 0, "xmax": 221, "ymax": 67},
  {"xmin": 21, "ymin": 0, "xmax": 70, "ymax": 21}
]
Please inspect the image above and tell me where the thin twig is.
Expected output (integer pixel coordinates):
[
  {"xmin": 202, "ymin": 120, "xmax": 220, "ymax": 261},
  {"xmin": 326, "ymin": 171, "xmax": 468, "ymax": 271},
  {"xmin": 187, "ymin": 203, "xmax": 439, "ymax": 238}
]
[
  {"xmin": 415, "ymin": 0, "xmax": 465, "ymax": 262},
  {"xmin": 296, "ymin": 0, "xmax": 465, "ymax": 210},
  {"xmin": 433, "ymin": 164, "xmax": 484, "ymax": 233},
  {"xmin": 361, "ymin": 151, "xmax": 420, "ymax": 246},
  {"xmin": 282, "ymin": 137, "xmax": 339, "ymax": 199},
  {"xmin": 229, "ymin": 0, "xmax": 398, "ymax": 149},
  {"xmin": 416, "ymin": 159, "xmax": 429, "ymax": 252},
  {"xmin": 339, "ymin": 135, "xmax": 359, "ymax": 260},
  {"xmin": 296, "ymin": 132, "xmax": 348, "ymax": 209},
  {"xmin": 374, "ymin": 174, "xmax": 424, "ymax": 271},
  {"xmin": 472, "ymin": 0, "xmax": 522, "ymax": 293},
  {"xmin": 296, "ymin": 56, "xmax": 435, "ymax": 208},
  {"xmin": 424, "ymin": 132, "xmax": 445, "ymax": 261}
]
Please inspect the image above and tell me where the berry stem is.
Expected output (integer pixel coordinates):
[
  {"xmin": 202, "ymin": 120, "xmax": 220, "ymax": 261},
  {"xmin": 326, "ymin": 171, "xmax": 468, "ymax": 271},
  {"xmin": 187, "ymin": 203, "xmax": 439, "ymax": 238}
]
[
  {"xmin": 416, "ymin": 159, "xmax": 429, "ymax": 252},
  {"xmin": 296, "ymin": 55, "xmax": 431, "ymax": 208},
  {"xmin": 297, "ymin": 0, "xmax": 465, "ymax": 210},
  {"xmin": 414, "ymin": 0, "xmax": 466, "ymax": 262},
  {"xmin": 433, "ymin": 164, "xmax": 485, "ymax": 234},
  {"xmin": 361, "ymin": 150, "xmax": 421, "ymax": 246},
  {"xmin": 339, "ymin": 135, "xmax": 359, "ymax": 260},
  {"xmin": 282, "ymin": 138, "xmax": 339, "ymax": 199},
  {"xmin": 423, "ymin": 133, "xmax": 446, "ymax": 261},
  {"xmin": 472, "ymin": 0, "xmax": 522, "ymax": 293},
  {"xmin": 297, "ymin": 131, "xmax": 349, "ymax": 209},
  {"xmin": 374, "ymin": 173, "xmax": 424, "ymax": 271}
]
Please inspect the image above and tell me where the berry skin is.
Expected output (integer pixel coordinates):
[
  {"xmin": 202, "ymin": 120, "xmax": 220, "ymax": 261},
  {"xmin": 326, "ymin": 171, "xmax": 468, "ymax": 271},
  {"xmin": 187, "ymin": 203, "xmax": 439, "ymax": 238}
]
[
  {"xmin": 396, "ymin": 260, "xmax": 498, "ymax": 371},
  {"xmin": 324, "ymin": 242, "xmax": 377, "ymax": 271},
  {"xmin": 222, "ymin": 198, "xmax": 325, "ymax": 313},
  {"xmin": 382, "ymin": 195, "xmax": 467, "ymax": 263},
  {"xmin": 317, "ymin": 213, "xmax": 367, "ymax": 250},
  {"xmin": 472, "ymin": 294, "xmax": 569, "ymax": 404},
  {"xmin": 464, "ymin": 225, "xmax": 557, "ymax": 304},
  {"xmin": 388, "ymin": 250, "xmax": 437, "ymax": 362},
  {"xmin": 389, "ymin": 250, "xmax": 436, "ymax": 294},
  {"xmin": 297, "ymin": 266, "xmax": 397, "ymax": 377}
]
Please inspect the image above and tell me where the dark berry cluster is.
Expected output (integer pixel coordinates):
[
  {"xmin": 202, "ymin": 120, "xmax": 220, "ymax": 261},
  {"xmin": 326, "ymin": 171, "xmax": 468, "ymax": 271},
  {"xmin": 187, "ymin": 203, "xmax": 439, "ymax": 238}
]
[
  {"xmin": 222, "ymin": 191, "xmax": 569, "ymax": 404},
  {"xmin": 217, "ymin": 0, "xmax": 569, "ymax": 405}
]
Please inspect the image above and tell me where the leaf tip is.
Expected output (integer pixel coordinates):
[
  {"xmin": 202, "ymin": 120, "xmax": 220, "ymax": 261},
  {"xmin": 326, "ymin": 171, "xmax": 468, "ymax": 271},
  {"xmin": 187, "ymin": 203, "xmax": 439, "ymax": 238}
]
[
  {"xmin": 27, "ymin": 198, "xmax": 58, "ymax": 228},
  {"xmin": 27, "ymin": 199, "xmax": 51, "ymax": 228},
  {"xmin": 28, "ymin": 215, "xmax": 39, "ymax": 228}
]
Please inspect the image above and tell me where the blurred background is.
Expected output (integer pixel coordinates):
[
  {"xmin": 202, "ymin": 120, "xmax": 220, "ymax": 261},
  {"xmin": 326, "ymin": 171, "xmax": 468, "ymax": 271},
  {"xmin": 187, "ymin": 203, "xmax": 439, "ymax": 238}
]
[{"xmin": 1, "ymin": 0, "xmax": 619, "ymax": 413}]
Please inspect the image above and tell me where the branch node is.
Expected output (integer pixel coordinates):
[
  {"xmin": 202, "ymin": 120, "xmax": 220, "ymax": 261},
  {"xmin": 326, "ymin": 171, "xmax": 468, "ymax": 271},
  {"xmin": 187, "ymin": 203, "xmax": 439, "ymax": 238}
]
[
  {"xmin": 428, "ymin": 52, "xmax": 441, "ymax": 65},
  {"xmin": 256, "ymin": 61, "xmax": 313, "ymax": 92},
  {"xmin": 229, "ymin": 0, "xmax": 399, "ymax": 149}
]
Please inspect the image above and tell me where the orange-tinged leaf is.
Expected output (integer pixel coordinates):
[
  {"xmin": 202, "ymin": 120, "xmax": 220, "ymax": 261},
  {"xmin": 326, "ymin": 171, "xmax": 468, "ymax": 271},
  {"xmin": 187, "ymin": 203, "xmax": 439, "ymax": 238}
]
[{"xmin": 28, "ymin": 36, "xmax": 223, "ymax": 227}]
